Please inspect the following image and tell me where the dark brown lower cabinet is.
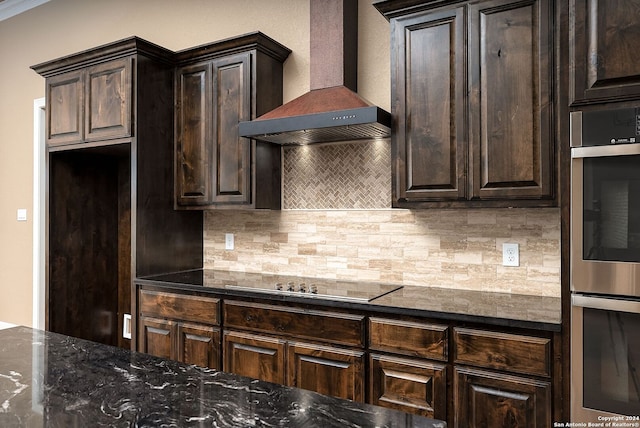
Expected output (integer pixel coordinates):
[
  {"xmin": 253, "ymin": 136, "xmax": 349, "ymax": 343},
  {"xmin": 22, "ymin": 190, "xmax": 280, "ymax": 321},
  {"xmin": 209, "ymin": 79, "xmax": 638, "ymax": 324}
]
[
  {"xmin": 454, "ymin": 366, "xmax": 551, "ymax": 428},
  {"xmin": 288, "ymin": 341, "xmax": 365, "ymax": 403},
  {"xmin": 139, "ymin": 316, "xmax": 220, "ymax": 369},
  {"xmin": 369, "ymin": 354, "xmax": 446, "ymax": 419},
  {"xmin": 137, "ymin": 289, "xmax": 221, "ymax": 369},
  {"xmin": 136, "ymin": 287, "xmax": 559, "ymax": 422},
  {"xmin": 223, "ymin": 331, "xmax": 286, "ymax": 384},
  {"xmin": 222, "ymin": 299, "xmax": 366, "ymax": 402}
]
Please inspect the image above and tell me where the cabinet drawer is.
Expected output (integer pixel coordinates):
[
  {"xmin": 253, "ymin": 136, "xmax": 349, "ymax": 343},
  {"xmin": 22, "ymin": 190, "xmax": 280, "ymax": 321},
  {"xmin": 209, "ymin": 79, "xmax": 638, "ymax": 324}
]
[
  {"xmin": 369, "ymin": 317, "xmax": 448, "ymax": 361},
  {"xmin": 454, "ymin": 327, "xmax": 551, "ymax": 377},
  {"xmin": 223, "ymin": 301, "xmax": 365, "ymax": 347},
  {"xmin": 139, "ymin": 289, "xmax": 220, "ymax": 326}
]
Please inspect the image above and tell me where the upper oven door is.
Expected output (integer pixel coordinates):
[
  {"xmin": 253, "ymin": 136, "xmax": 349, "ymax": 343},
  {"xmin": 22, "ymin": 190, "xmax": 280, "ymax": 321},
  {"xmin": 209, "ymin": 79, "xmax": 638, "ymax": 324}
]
[{"xmin": 571, "ymin": 111, "xmax": 640, "ymax": 297}]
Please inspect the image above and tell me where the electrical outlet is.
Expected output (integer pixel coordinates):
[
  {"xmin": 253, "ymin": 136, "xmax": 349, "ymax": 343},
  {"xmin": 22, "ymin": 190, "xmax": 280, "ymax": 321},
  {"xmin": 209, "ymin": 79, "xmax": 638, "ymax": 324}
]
[
  {"xmin": 225, "ymin": 233, "xmax": 234, "ymax": 250},
  {"xmin": 122, "ymin": 314, "xmax": 132, "ymax": 339},
  {"xmin": 502, "ymin": 243, "xmax": 519, "ymax": 267}
]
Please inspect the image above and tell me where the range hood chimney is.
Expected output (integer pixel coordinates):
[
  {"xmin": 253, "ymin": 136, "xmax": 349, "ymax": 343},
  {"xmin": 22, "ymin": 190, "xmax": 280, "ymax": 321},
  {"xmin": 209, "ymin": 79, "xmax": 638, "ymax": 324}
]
[{"xmin": 239, "ymin": 0, "xmax": 391, "ymax": 145}]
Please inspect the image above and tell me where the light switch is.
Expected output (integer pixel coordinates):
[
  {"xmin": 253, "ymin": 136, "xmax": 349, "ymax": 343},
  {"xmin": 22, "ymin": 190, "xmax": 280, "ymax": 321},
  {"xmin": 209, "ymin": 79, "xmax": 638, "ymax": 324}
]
[{"xmin": 17, "ymin": 209, "xmax": 27, "ymax": 221}]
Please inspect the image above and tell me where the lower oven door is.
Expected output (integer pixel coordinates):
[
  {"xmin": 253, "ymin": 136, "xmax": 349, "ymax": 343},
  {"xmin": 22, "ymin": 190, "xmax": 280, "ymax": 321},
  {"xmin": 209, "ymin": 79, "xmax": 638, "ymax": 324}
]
[{"xmin": 572, "ymin": 294, "xmax": 640, "ymax": 422}]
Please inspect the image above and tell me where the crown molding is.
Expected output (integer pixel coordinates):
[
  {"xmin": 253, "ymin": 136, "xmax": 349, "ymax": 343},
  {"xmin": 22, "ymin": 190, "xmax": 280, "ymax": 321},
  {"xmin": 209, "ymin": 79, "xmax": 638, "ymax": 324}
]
[{"xmin": 0, "ymin": 0, "xmax": 49, "ymax": 22}]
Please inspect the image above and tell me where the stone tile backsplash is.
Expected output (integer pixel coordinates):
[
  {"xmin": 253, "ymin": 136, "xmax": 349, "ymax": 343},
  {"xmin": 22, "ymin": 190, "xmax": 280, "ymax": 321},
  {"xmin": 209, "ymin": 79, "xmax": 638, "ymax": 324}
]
[
  {"xmin": 203, "ymin": 140, "xmax": 560, "ymax": 297},
  {"xmin": 204, "ymin": 208, "xmax": 561, "ymax": 297}
]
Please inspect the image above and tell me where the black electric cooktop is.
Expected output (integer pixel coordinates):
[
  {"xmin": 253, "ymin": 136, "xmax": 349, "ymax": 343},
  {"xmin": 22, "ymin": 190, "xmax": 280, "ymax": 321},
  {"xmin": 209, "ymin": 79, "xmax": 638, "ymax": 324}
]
[{"xmin": 140, "ymin": 269, "xmax": 402, "ymax": 303}]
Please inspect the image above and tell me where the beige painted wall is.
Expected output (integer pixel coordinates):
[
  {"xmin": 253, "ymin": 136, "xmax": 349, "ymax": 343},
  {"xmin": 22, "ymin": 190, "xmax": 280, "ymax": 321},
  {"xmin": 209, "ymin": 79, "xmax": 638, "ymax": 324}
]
[{"xmin": 0, "ymin": 0, "xmax": 391, "ymax": 326}]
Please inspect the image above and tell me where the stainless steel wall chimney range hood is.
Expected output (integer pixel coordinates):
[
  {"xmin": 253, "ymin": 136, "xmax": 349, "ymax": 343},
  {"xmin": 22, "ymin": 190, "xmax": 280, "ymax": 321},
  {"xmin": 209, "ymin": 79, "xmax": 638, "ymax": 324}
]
[{"xmin": 238, "ymin": 0, "xmax": 391, "ymax": 145}]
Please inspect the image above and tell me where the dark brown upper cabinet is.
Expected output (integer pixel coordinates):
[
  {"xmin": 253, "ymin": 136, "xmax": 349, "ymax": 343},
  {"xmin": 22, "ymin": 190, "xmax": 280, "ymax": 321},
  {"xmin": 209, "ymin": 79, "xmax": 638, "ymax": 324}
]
[
  {"xmin": 376, "ymin": 0, "xmax": 556, "ymax": 208},
  {"xmin": 570, "ymin": 0, "xmax": 640, "ymax": 105},
  {"xmin": 174, "ymin": 33, "xmax": 290, "ymax": 209},
  {"xmin": 44, "ymin": 57, "xmax": 132, "ymax": 148}
]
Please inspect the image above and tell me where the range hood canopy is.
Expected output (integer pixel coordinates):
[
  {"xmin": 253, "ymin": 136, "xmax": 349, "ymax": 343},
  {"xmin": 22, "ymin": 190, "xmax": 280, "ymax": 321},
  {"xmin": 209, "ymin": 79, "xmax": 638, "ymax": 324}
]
[{"xmin": 239, "ymin": 0, "xmax": 391, "ymax": 145}]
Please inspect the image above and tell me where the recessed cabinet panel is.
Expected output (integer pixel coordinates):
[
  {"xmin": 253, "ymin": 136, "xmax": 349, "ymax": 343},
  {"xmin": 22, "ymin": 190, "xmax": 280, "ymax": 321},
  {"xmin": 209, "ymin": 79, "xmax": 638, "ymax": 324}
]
[
  {"xmin": 212, "ymin": 55, "xmax": 251, "ymax": 204},
  {"xmin": 469, "ymin": 0, "xmax": 552, "ymax": 200},
  {"xmin": 85, "ymin": 58, "xmax": 132, "ymax": 141},
  {"xmin": 179, "ymin": 323, "xmax": 220, "ymax": 369},
  {"xmin": 369, "ymin": 354, "xmax": 447, "ymax": 419},
  {"xmin": 46, "ymin": 70, "xmax": 84, "ymax": 145},
  {"xmin": 393, "ymin": 7, "xmax": 466, "ymax": 202},
  {"xmin": 223, "ymin": 331, "xmax": 286, "ymax": 384},
  {"xmin": 571, "ymin": 0, "xmax": 640, "ymax": 104},
  {"xmin": 138, "ymin": 316, "xmax": 173, "ymax": 360},
  {"xmin": 287, "ymin": 341, "xmax": 365, "ymax": 403},
  {"xmin": 454, "ymin": 367, "xmax": 551, "ymax": 428},
  {"xmin": 176, "ymin": 63, "xmax": 211, "ymax": 205}
]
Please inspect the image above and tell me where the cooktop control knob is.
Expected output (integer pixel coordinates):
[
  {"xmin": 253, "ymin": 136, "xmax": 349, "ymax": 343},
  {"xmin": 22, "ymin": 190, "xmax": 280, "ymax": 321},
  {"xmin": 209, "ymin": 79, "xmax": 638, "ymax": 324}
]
[
  {"xmin": 275, "ymin": 282, "xmax": 283, "ymax": 291},
  {"xmin": 309, "ymin": 284, "xmax": 318, "ymax": 294},
  {"xmin": 299, "ymin": 283, "xmax": 306, "ymax": 293},
  {"xmin": 287, "ymin": 282, "xmax": 296, "ymax": 292}
]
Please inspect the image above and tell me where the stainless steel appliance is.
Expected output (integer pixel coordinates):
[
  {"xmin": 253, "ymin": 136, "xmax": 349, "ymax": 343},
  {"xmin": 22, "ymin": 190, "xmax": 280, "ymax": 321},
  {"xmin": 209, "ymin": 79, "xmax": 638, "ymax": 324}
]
[{"xmin": 571, "ymin": 108, "xmax": 640, "ymax": 422}]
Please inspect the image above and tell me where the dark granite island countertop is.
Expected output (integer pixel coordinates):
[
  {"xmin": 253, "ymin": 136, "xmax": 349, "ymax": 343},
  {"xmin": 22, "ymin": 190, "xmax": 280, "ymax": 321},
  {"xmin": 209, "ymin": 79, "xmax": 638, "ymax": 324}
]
[{"xmin": 0, "ymin": 326, "xmax": 445, "ymax": 427}]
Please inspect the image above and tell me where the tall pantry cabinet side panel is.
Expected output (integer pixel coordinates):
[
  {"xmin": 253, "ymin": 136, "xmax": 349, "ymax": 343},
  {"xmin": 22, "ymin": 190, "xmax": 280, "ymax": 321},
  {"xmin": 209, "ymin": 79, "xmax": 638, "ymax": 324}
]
[{"xmin": 134, "ymin": 53, "xmax": 203, "ymax": 278}]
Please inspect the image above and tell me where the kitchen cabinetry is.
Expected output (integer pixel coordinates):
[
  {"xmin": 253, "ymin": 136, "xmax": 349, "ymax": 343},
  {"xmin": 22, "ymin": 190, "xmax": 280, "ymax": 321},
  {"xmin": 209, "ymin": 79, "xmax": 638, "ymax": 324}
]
[
  {"xmin": 376, "ymin": 0, "xmax": 555, "ymax": 207},
  {"xmin": 570, "ymin": 0, "xmax": 640, "ymax": 105},
  {"xmin": 223, "ymin": 300, "xmax": 366, "ymax": 402},
  {"xmin": 368, "ymin": 318, "xmax": 448, "ymax": 419},
  {"xmin": 32, "ymin": 38, "xmax": 203, "ymax": 349},
  {"xmin": 134, "ymin": 282, "xmax": 560, "ymax": 425},
  {"xmin": 138, "ymin": 289, "xmax": 221, "ymax": 369},
  {"xmin": 174, "ymin": 33, "xmax": 290, "ymax": 209},
  {"xmin": 453, "ymin": 327, "xmax": 552, "ymax": 428},
  {"xmin": 45, "ymin": 57, "xmax": 132, "ymax": 147}
]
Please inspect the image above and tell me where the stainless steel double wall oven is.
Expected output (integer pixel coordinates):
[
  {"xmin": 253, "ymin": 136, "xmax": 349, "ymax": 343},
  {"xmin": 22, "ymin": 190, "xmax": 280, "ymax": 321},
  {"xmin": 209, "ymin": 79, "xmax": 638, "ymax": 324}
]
[{"xmin": 571, "ymin": 107, "xmax": 640, "ymax": 422}]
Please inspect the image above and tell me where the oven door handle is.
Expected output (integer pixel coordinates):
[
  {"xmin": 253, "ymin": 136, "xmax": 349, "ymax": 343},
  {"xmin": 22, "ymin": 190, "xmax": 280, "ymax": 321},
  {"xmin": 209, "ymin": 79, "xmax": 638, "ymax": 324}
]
[
  {"xmin": 572, "ymin": 144, "xmax": 640, "ymax": 158},
  {"xmin": 572, "ymin": 294, "xmax": 640, "ymax": 314}
]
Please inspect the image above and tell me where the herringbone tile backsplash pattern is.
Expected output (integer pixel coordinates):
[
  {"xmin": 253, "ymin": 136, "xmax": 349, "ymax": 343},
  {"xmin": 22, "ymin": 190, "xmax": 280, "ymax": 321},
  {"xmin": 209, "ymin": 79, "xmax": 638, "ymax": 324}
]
[{"xmin": 283, "ymin": 140, "xmax": 391, "ymax": 209}]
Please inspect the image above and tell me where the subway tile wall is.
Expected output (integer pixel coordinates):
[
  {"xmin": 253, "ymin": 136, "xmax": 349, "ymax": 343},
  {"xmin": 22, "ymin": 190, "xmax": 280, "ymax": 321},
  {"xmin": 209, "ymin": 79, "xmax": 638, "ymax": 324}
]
[{"xmin": 203, "ymin": 141, "xmax": 561, "ymax": 297}]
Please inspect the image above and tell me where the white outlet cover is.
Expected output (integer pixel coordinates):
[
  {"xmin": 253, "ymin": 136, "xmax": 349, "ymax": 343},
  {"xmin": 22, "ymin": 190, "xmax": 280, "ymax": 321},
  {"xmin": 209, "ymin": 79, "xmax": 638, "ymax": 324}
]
[
  {"xmin": 502, "ymin": 243, "xmax": 520, "ymax": 267},
  {"xmin": 225, "ymin": 233, "xmax": 234, "ymax": 250}
]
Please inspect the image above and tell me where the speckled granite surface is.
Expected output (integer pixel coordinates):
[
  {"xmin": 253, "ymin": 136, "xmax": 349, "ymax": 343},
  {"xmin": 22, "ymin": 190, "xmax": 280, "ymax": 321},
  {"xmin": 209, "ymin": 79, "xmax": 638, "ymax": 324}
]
[
  {"xmin": 138, "ymin": 269, "xmax": 562, "ymax": 331},
  {"xmin": 0, "ymin": 326, "xmax": 445, "ymax": 428}
]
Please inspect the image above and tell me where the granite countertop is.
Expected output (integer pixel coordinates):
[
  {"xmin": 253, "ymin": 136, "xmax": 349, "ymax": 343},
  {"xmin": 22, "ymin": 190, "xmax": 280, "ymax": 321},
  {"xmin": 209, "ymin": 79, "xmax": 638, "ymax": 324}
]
[
  {"xmin": 137, "ymin": 269, "xmax": 562, "ymax": 331},
  {"xmin": 0, "ymin": 326, "xmax": 445, "ymax": 427}
]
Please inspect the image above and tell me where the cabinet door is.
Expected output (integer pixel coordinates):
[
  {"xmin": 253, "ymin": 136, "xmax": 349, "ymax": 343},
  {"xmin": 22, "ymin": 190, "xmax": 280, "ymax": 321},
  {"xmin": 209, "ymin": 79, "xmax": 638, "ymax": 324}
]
[
  {"xmin": 46, "ymin": 70, "xmax": 84, "ymax": 146},
  {"xmin": 571, "ymin": 0, "xmax": 640, "ymax": 104},
  {"xmin": 369, "ymin": 353, "xmax": 446, "ymax": 419},
  {"xmin": 211, "ymin": 53, "xmax": 252, "ymax": 205},
  {"xmin": 175, "ymin": 62, "xmax": 212, "ymax": 205},
  {"xmin": 454, "ymin": 366, "xmax": 551, "ymax": 428},
  {"xmin": 391, "ymin": 6, "xmax": 466, "ymax": 204},
  {"xmin": 85, "ymin": 58, "xmax": 132, "ymax": 141},
  {"xmin": 138, "ymin": 316, "xmax": 174, "ymax": 360},
  {"xmin": 469, "ymin": 0, "xmax": 554, "ymax": 200},
  {"xmin": 287, "ymin": 341, "xmax": 365, "ymax": 403},
  {"xmin": 468, "ymin": 0, "xmax": 553, "ymax": 201},
  {"xmin": 178, "ymin": 322, "xmax": 220, "ymax": 369},
  {"xmin": 223, "ymin": 331, "xmax": 286, "ymax": 384}
]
